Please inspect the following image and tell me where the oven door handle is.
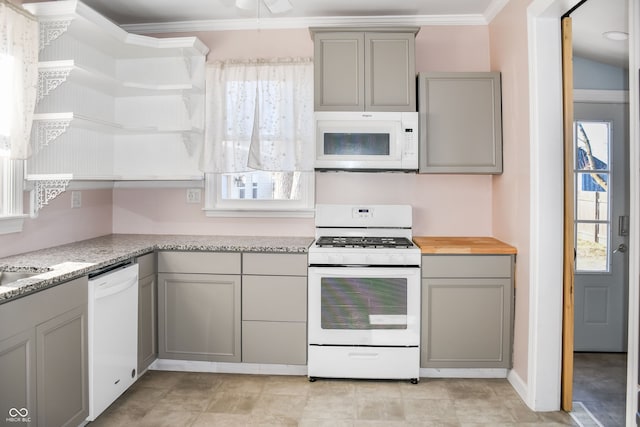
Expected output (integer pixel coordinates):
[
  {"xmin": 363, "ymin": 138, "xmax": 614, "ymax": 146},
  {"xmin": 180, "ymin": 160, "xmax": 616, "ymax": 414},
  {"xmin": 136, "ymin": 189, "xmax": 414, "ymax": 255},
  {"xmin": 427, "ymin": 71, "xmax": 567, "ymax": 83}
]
[{"xmin": 348, "ymin": 351, "xmax": 380, "ymax": 360}]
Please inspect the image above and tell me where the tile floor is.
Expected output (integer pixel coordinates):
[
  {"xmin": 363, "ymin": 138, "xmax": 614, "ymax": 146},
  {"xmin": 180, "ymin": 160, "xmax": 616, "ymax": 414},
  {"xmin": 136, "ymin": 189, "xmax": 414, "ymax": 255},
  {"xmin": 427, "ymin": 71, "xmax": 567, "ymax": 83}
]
[
  {"xmin": 573, "ymin": 352, "xmax": 627, "ymax": 427},
  {"xmin": 89, "ymin": 371, "xmax": 579, "ymax": 426}
]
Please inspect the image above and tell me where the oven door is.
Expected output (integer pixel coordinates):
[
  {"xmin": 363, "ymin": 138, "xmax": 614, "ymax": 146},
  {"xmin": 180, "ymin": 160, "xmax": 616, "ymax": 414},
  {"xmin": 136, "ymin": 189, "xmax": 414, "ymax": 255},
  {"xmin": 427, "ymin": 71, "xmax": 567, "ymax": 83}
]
[{"xmin": 308, "ymin": 266, "xmax": 420, "ymax": 347}]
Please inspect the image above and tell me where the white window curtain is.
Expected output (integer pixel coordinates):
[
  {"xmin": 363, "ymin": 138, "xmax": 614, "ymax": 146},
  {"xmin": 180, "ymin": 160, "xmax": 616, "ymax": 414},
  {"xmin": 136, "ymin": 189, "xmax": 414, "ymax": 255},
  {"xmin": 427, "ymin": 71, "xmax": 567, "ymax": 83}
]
[
  {"xmin": 201, "ymin": 57, "xmax": 314, "ymax": 173},
  {"xmin": 0, "ymin": 0, "xmax": 38, "ymax": 160}
]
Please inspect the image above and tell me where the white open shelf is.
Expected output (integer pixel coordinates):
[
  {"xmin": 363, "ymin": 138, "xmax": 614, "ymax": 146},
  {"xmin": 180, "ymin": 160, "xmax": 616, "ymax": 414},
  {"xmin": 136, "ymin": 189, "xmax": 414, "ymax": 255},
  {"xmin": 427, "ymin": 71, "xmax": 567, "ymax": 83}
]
[{"xmin": 25, "ymin": 0, "xmax": 209, "ymax": 183}]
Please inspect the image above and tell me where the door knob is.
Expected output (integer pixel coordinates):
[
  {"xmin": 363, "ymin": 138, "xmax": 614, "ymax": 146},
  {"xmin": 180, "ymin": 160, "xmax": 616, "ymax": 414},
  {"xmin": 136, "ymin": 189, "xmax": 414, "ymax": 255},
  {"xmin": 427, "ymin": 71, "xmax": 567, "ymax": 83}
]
[{"xmin": 613, "ymin": 243, "xmax": 627, "ymax": 253}]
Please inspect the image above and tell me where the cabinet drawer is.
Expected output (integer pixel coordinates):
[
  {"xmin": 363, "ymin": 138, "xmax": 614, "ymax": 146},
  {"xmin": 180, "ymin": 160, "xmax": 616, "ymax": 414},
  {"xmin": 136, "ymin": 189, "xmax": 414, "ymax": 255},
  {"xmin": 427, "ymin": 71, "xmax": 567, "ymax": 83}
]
[
  {"xmin": 157, "ymin": 251, "xmax": 241, "ymax": 274},
  {"xmin": 137, "ymin": 252, "xmax": 156, "ymax": 278},
  {"xmin": 242, "ymin": 321, "xmax": 306, "ymax": 365},
  {"xmin": 422, "ymin": 255, "xmax": 511, "ymax": 278},
  {"xmin": 242, "ymin": 253, "xmax": 307, "ymax": 276},
  {"xmin": 242, "ymin": 275, "xmax": 307, "ymax": 321}
]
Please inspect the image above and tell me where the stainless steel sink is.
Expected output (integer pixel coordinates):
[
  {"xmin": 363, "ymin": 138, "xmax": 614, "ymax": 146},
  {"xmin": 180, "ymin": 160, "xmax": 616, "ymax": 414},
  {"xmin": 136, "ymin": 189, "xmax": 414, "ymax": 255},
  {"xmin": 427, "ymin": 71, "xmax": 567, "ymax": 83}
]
[{"xmin": 0, "ymin": 271, "xmax": 40, "ymax": 286}]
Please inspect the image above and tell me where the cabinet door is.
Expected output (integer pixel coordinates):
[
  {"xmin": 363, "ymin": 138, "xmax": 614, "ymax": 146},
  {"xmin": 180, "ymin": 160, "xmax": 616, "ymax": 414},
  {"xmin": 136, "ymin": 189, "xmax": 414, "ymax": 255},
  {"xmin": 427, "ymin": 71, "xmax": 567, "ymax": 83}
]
[
  {"xmin": 158, "ymin": 273, "xmax": 241, "ymax": 362},
  {"xmin": 418, "ymin": 72, "xmax": 503, "ymax": 174},
  {"xmin": 421, "ymin": 278, "xmax": 512, "ymax": 368},
  {"xmin": 138, "ymin": 273, "xmax": 157, "ymax": 374},
  {"xmin": 0, "ymin": 329, "xmax": 36, "ymax": 427},
  {"xmin": 36, "ymin": 305, "xmax": 88, "ymax": 427},
  {"xmin": 313, "ymin": 32, "xmax": 365, "ymax": 111},
  {"xmin": 365, "ymin": 32, "xmax": 416, "ymax": 111}
]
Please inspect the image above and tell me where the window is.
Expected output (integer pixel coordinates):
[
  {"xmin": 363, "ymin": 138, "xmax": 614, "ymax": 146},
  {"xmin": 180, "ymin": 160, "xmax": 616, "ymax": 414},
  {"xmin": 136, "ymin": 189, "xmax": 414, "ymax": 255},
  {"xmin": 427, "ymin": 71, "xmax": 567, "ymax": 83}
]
[
  {"xmin": 574, "ymin": 120, "xmax": 611, "ymax": 272},
  {"xmin": 0, "ymin": 2, "xmax": 38, "ymax": 233},
  {"xmin": 202, "ymin": 58, "xmax": 314, "ymax": 217},
  {"xmin": 0, "ymin": 53, "xmax": 26, "ymax": 232}
]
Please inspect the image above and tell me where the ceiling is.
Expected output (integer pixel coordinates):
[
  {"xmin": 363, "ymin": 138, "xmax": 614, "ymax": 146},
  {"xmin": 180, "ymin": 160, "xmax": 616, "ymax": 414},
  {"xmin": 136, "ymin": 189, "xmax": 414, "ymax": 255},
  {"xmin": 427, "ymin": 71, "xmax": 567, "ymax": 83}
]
[
  {"xmin": 571, "ymin": 0, "xmax": 629, "ymax": 68},
  {"xmin": 77, "ymin": 0, "xmax": 628, "ymax": 69}
]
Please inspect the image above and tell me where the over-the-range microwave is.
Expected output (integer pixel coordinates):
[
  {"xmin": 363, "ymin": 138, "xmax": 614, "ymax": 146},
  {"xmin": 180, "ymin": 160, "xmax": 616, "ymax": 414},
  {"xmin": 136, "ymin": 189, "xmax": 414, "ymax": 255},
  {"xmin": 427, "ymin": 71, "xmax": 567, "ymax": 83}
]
[{"xmin": 314, "ymin": 111, "xmax": 419, "ymax": 172}]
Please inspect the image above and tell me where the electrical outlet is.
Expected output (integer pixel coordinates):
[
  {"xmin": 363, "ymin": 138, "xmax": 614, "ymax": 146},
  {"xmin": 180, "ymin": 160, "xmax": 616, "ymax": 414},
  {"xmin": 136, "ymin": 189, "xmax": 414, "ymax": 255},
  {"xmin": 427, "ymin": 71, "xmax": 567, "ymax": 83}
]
[
  {"xmin": 186, "ymin": 188, "xmax": 201, "ymax": 204},
  {"xmin": 71, "ymin": 191, "xmax": 82, "ymax": 208}
]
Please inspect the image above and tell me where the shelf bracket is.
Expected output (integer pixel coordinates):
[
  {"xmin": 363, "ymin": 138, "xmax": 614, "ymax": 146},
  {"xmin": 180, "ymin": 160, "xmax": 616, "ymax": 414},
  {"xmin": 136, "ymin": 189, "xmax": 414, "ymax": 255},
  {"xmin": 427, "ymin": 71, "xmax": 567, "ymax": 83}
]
[
  {"xmin": 181, "ymin": 94, "xmax": 194, "ymax": 118},
  {"xmin": 31, "ymin": 178, "xmax": 70, "ymax": 216},
  {"xmin": 181, "ymin": 133, "xmax": 199, "ymax": 157},
  {"xmin": 33, "ymin": 119, "xmax": 72, "ymax": 150},
  {"xmin": 39, "ymin": 19, "xmax": 73, "ymax": 51},
  {"xmin": 37, "ymin": 67, "xmax": 73, "ymax": 103},
  {"xmin": 182, "ymin": 54, "xmax": 193, "ymax": 78}
]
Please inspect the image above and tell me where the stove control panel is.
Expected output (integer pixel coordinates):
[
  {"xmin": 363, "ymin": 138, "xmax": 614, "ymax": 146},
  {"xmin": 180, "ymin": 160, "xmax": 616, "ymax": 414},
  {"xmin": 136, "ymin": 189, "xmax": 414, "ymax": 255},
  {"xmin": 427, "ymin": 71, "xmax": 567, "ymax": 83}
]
[{"xmin": 352, "ymin": 207, "xmax": 374, "ymax": 219}]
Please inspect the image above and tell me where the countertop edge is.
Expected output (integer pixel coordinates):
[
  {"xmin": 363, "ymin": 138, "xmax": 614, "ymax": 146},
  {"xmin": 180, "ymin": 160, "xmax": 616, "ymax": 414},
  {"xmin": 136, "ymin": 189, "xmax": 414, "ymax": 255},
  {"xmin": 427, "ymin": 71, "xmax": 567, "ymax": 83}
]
[{"xmin": 0, "ymin": 234, "xmax": 314, "ymax": 304}]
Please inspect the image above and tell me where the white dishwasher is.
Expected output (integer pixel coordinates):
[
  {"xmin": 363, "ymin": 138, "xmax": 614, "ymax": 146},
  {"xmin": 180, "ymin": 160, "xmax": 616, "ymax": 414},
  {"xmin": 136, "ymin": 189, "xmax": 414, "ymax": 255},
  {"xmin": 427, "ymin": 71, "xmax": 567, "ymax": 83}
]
[{"xmin": 87, "ymin": 261, "xmax": 139, "ymax": 421}]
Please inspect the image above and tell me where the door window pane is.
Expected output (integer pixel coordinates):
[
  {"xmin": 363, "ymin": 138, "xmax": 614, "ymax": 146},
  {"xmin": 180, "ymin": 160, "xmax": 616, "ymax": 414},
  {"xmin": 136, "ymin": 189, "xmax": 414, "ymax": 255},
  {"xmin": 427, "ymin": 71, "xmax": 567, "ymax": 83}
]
[
  {"xmin": 576, "ymin": 172, "xmax": 609, "ymax": 221},
  {"xmin": 576, "ymin": 223, "xmax": 609, "ymax": 271}
]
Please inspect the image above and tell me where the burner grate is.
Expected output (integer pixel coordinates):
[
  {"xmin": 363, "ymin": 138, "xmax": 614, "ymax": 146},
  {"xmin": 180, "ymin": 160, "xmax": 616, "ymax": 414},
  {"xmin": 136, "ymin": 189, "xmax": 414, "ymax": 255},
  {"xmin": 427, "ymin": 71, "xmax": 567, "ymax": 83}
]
[{"xmin": 315, "ymin": 236, "xmax": 414, "ymax": 248}]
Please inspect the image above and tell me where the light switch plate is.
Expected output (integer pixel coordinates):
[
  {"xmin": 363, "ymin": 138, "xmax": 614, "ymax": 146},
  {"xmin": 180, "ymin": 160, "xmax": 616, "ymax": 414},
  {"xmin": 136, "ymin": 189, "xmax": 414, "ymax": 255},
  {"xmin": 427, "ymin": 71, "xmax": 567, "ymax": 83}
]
[
  {"xmin": 71, "ymin": 191, "xmax": 82, "ymax": 208},
  {"xmin": 186, "ymin": 188, "xmax": 201, "ymax": 204}
]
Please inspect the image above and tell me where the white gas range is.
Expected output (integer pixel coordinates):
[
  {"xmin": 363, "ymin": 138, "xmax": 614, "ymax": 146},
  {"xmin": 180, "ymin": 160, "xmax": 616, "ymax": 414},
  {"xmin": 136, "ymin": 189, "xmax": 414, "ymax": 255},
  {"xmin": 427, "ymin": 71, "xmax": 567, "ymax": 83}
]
[{"xmin": 307, "ymin": 204, "xmax": 421, "ymax": 383}]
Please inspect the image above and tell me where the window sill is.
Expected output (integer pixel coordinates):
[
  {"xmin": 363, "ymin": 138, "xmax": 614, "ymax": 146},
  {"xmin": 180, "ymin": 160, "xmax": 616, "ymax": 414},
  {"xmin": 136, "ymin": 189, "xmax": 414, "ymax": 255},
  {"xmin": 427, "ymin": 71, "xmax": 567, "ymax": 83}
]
[
  {"xmin": 204, "ymin": 208, "xmax": 315, "ymax": 218},
  {"xmin": 0, "ymin": 215, "xmax": 27, "ymax": 235}
]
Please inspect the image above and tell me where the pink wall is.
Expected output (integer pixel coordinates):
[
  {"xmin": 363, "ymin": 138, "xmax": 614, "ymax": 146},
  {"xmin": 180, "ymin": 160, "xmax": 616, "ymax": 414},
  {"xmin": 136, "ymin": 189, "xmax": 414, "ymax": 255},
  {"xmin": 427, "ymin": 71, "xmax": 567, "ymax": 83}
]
[
  {"xmin": 489, "ymin": 0, "xmax": 532, "ymax": 384},
  {"xmin": 114, "ymin": 26, "xmax": 494, "ymax": 237},
  {"xmin": 0, "ymin": 189, "xmax": 113, "ymax": 258}
]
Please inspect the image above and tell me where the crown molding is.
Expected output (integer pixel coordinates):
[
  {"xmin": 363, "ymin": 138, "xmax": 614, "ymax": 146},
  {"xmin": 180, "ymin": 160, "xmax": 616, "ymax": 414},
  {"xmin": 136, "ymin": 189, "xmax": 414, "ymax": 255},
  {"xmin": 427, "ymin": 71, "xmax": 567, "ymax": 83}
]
[
  {"xmin": 121, "ymin": 13, "xmax": 489, "ymax": 34},
  {"xmin": 484, "ymin": 0, "xmax": 511, "ymax": 23}
]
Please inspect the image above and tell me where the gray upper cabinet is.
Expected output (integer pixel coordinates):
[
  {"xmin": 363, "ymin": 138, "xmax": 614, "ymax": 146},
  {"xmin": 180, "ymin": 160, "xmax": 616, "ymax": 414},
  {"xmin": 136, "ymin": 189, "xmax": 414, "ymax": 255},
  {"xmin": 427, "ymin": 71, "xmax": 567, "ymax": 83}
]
[
  {"xmin": 312, "ymin": 28, "xmax": 418, "ymax": 112},
  {"xmin": 418, "ymin": 72, "xmax": 503, "ymax": 174}
]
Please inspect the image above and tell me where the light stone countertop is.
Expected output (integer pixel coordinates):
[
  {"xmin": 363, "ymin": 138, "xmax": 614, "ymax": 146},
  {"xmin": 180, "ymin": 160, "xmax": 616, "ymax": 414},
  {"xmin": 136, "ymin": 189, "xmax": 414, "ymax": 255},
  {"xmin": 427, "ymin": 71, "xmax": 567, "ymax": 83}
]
[{"xmin": 0, "ymin": 234, "xmax": 314, "ymax": 304}]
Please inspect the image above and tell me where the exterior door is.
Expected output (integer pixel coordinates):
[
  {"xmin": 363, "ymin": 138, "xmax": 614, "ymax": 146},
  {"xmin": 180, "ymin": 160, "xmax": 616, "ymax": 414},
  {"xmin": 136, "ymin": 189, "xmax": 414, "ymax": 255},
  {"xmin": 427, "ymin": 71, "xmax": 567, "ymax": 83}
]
[{"xmin": 573, "ymin": 101, "xmax": 629, "ymax": 352}]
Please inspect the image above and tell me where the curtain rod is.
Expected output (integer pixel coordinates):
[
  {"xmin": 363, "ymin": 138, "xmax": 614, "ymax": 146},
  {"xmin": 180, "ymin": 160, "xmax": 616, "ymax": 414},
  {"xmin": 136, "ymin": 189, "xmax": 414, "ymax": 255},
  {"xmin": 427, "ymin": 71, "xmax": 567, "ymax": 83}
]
[{"xmin": 1, "ymin": 0, "xmax": 38, "ymax": 21}]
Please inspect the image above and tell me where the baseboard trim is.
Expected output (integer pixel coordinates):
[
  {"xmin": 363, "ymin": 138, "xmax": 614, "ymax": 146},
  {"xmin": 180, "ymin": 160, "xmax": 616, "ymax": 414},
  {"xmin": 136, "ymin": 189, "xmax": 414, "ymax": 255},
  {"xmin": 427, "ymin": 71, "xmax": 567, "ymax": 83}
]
[
  {"xmin": 150, "ymin": 359, "xmax": 308, "ymax": 376},
  {"xmin": 150, "ymin": 359, "xmax": 512, "ymax": 380},
  {"xmin": 420, "ymin": 368, "xmax": 508, "ymax": 378},
  {"xmin": 508, "ymin": 369, "xmax": 528, "ymax": 403}
]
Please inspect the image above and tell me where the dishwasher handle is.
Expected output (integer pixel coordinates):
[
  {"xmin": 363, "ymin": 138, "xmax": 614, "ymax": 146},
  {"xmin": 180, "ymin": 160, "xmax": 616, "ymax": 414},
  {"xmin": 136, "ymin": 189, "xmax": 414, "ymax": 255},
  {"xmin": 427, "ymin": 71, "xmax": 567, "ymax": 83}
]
[{"xmin": 92, "ymin": 275, "xmax": 137, "ymax": 300}]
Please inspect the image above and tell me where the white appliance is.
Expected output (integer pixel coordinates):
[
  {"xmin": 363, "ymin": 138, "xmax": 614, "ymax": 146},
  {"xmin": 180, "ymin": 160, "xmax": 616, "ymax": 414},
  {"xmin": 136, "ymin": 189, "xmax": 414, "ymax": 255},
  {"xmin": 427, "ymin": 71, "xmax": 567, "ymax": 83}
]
[
  {"xmin": 307, "ymin": 204, "xmax": 421, "ymax": 383},
  {"xmin": 314, "ymin": 111, "xmax": 419, "ymax": 171},
  {"xmin": 87, "ymin": 262, "xmax": 139, "ymax": 421}
]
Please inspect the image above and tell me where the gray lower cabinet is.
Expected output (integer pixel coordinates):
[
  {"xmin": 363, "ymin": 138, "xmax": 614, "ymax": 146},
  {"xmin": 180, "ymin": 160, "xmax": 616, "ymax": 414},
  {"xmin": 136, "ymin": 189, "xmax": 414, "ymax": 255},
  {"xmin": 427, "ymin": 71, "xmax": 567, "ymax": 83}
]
[
  {"xmin": 0, "ymin": 328, "xmax": 36, "ymax": 427},
  {"xmin": 0, "ymin": 276, "xmax": 88, "ymax": 427},
  {"xmin": 36, "ymin": 305, "xmax": 88, "ymax": 427},
  {"xmin": 421, "ymin": 255, "xmax": 514, "ymax": 368},
  {"xmin": 311, "ymin": 28, "xmax": 418, "ymax": 112},
  {"xmin": 241, "ymin": 253, "xmax": 307, "ymax": 365},
  {"xmin": 418, "ymin": 72, "xmax": 503, "ymax": 174},
  {"xmin": 137, "ymin": 252, "xmax": 157, "ymax": 374},
  {"xmin": 157, "ymin": 251, "xmax": 241, "ymax": 362}
]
